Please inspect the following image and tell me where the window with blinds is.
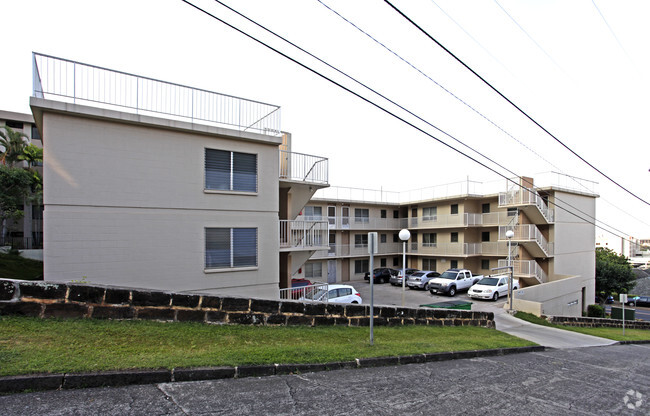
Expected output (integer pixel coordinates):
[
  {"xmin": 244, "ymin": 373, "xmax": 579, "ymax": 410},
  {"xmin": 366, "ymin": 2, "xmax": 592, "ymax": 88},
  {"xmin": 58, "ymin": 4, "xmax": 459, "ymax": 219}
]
[
  {"xmin": 205, "ymin": 227, "xmax": 258, "ymax": 269},
  {"xmin": 205, "ymin": 149, "xmax": 257, "ymax": 192}
]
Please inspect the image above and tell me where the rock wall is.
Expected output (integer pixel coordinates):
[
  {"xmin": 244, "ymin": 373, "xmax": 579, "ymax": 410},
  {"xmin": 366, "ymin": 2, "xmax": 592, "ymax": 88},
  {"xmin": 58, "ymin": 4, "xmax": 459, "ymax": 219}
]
[{"xmin": 0, "ymin": 279, "xmax": 495, "ymax": 327}]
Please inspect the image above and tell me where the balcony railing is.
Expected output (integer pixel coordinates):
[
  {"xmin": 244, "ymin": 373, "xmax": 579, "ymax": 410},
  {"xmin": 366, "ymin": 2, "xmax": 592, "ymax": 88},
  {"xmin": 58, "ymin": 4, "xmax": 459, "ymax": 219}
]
[
  {"xmin": 312, "ymin": 242, "xmax": 402, "ymax": 258},
  {"xmin": 279, "ymin": 282, "xmax": 329, "ymax": 302},
  {"xmin": 279, "ymin": 150, "xmax": 328, "ymax": 185},
  {"xmin": 279, "ymin": 220, "xmax": 328, "ymax": 250},
  {"xmin": 499, "ymin": 225, "xmax": 553, "ymax": 257},
  {"xmin": 498, "ymin": 189, "xmax": 554, "ymax": 223},
  {"xmin": 32, "ymin": 52, "xmax": 281, "ymax": 136},
  {"xmin": 498, "ymin": 259, "xmax": 547, "ymax": 284},
  {"xmin": 322, "ymin": 212, "xmax": 517, "ymax": 230}
]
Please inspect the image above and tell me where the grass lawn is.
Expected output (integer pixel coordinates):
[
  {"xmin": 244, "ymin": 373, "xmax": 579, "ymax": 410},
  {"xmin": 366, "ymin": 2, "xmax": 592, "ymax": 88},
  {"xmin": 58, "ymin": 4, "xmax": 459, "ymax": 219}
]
[
  {"xmin": 0, "ymin": 253, "xmax": 43, "ymax": 280},
  {"xmin": 0, "ymin": 316, "xmax": 535, "ymax": 377},
  {"xmin": 514, "ymin": 312, "xmax": 650, "ymax": 342}
]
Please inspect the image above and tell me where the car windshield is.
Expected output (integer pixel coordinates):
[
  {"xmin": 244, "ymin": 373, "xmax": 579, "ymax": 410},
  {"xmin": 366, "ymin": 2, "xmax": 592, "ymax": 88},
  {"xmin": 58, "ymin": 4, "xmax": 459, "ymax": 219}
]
[
  {"xmin": 478, "ymin": 278, "xmax": 499, "ymax": 286},
  {"xmin": 439, "ymin": 271, "xmax": 457, "ymax": 279},
  {"xmin": 412, "ymin": 272, "xmax": 425, "ymax": 277}
]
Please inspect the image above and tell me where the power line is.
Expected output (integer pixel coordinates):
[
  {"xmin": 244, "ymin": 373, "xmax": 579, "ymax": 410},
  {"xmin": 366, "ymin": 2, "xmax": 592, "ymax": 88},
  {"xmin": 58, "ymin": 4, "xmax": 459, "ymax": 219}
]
[
  {"xmin": 316, "ymin": 0, "xmax": 643, "ymax": 237},
  {"xmin": 383, "ymin": 0, "xmax": 650, "ymax": 207},
  {"xmin": 591, "ymin": 0, "xmax": 635, "ymax": 66},
  {"xmin": 179, "ymin": 0, "xmax": 636, "ymax": 243}
]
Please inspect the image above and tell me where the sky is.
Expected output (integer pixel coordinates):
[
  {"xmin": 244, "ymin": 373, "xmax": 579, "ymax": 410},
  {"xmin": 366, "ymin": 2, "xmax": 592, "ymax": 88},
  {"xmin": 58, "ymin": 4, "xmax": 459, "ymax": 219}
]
[{"xmin": 2, "ymin": 0, "xmax": 649, "ymax": 244}]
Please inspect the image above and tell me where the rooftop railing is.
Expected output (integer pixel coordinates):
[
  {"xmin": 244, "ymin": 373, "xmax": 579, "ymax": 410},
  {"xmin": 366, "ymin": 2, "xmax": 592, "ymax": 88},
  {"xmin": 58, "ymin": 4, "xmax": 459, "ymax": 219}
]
[
  {"xmin": 32, "ymin": 53, "xmax": 281, "ymax": 136},
  {"xmin": 279, "ymin": 150, "xmax": 328, "ymax": 185}
]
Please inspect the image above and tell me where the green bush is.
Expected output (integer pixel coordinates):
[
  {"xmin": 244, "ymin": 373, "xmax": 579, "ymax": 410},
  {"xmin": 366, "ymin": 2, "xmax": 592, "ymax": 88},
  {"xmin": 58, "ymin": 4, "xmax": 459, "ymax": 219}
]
[{"xmin": 587, "ymin": 304, "xmax": 605, "ymax": 318}]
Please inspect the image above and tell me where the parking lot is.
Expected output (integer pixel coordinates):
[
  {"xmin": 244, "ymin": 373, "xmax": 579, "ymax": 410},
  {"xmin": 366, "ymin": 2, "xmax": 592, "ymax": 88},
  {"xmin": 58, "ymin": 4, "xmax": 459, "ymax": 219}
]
[{"xmin": 346, "ymin": 278, "xmax": 506, "ymax": 311}]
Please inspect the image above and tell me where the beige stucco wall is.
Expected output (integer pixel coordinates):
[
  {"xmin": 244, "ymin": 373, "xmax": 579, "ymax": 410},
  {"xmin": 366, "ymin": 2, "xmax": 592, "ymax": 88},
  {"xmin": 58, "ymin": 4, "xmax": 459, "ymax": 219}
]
[
  {"xmin": 512, "ymin": 274, "xmax": 594, "ymax": 317},
  {"xmin": 35, "ymin": 99, "xmax": 280, "ymax": 298}
]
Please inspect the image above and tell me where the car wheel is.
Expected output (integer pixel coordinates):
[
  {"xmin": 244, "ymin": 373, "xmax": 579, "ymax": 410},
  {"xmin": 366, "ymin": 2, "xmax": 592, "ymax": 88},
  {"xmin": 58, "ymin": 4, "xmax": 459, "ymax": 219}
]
[
  {"xmin": 628, "ymin": 301, "xmax": 635, "ymax": 306},
  {"xmin": 492, "ymin": 292, "xmax": 499, "ymax": 302},
  {"xmin": 429, "ymin": 289, "xmax": 435, "ymax": 295},
  {"xmin": 448, "ymin": 287, "xmax": 456, "ymax": 297},
  {"xmin": 351, "ymin": 301, "xmax": 358, "ymax": 304}
]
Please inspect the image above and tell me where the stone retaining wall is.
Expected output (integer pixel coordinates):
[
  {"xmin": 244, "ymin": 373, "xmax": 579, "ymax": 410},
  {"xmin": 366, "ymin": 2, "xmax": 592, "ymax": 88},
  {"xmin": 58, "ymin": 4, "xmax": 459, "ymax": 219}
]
[
  {"xmin": 548, "ymin": 315, "xmax": 650, "ymax": 329},
  {"xmin": 0, "ymin": 279, "xmax": 494, "ymax": 327}
]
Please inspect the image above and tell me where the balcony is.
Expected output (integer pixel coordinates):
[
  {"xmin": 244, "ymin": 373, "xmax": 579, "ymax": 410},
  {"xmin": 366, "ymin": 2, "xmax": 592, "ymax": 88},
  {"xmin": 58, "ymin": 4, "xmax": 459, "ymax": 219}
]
[
  {"xmin": 279, "ymin": 220, "xmax": 329, "ymax": 251},
  {"xmin": 322, "ymin": 216, "xmax": 401, "ymax": 230},
  {"xmin": 498, "ymin": 189, "xmax": 554, "ymax": 224},
  {"xmin": 499, "ymin": 225, "xmax": 553, "ymax": 258},
  {"xmin": 312, "ymin": 242, "xmax": 402, "ymax": 259},
  {"xmin": 498, "ymin": 259, "xmax": 546, "ymax": 285},
  {"xmin": 32, "ymin": 53, "xmax": 281, "ymax": 136}
]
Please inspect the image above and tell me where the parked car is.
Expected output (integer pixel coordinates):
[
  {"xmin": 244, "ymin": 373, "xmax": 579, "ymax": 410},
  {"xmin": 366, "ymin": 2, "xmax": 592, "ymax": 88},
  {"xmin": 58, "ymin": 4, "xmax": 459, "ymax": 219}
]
[
  {"xmin": 390, "ymin": 268, "xmax": 418, "ymax": 286},
  {"xmin": 291, "ymin": 278, "xmax": 312, "ymax": 288},
  {"xmin": 468, "ymin": 275, "xmax": 519, "ymax": 301},
  {"xmin": 311, "ymin": 284, "xmax": 362, "ymax": 304},
  {"xmin": 628, "ymin": 296, "xmax": 650, "ymax": 307},
  {"xmin": 406, "ymin": 270, "xmax": 441, "ymax": 290},
  {"xmin": 364, "ymin": 268, "xmax": 397, "ymax": 284},
  {"xmin": 427, "ymin": 269, "xmax": 483, "ymax": 297}
]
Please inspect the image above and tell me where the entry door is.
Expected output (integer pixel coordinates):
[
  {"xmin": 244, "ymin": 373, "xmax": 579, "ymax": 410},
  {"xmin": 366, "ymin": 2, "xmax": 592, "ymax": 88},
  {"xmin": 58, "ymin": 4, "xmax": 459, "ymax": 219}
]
[
  {"xmin": 327, "ymin": 260, "xmax": 337, "ymax": 283},
  {"xmin": 341, "ymin": 207, "xmax": 350, "ymax": 229},
  {"xmin": 327, "ymin": 206, "xmax": 336, "ymax": 227}
]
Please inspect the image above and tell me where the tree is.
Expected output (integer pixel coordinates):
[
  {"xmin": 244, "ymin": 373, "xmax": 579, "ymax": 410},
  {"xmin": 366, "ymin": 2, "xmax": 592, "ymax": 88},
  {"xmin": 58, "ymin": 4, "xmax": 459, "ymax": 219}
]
[
  {"xmin": 19, "ymin": 143, "xmax": 43, "ymax": 168},
  {"xmin": 0, "ymin": 126, "xmax": 28, "ymax": 166},
  {"xmin": 0, "ymin": 165, "xmax": 34, "ymax": 242},
  {"xmin": 595, "ymin": 247, "xmax": 636, "ymax": 299}
]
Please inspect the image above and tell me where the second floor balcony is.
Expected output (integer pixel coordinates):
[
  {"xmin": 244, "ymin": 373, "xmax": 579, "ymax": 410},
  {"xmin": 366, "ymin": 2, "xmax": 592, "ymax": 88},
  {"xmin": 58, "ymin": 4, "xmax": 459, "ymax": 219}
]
[
  {"xmin": 279, "ymin": 220, "xmax": 329, "ymax": 251},
  {"xmin": 499, "ymin": 225, "xmax": 553, "ymax": 258}
]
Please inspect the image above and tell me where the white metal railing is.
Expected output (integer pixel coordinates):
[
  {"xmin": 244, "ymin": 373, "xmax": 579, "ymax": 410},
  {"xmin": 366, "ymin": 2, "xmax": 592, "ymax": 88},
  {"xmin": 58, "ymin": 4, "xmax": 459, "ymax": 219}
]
[
  {"xmin": 408, "ymin": 242, "xmax": 481, "ymax": 256},
  {"xmin": 279, "ymin": 220, "xmax": 328, "ymax": 249},
  {"xmin": 498, "ymin": 189, "xmax": 554, "ymax": 223},
  {"xmin": 479, "ymin": 241, "xmax": 511, "ymax": 256},
  {"xmin": 318, "ymin": 216, "xmax": 402, "ymax": 230},
  {"xmin": 279, "ymin": 150, "xmax": 328, "ymax": 185},
  {"xmin": 280, "ymin": 282, "xmax": 329, "ymax": 302},
  {"xmin": 498, "ymin": 259, "xmax": 547, "ymax": 283},
  {"xmin": 32, "ymin": 52, "xmax": 281, "ymax": 136},
  {"xmin": 499, "ymin": 225, "xmax": 553, "ymax": 256},
  {"xmin": 312, "ymin": 242, "xmax": 402, "ymax": 258}
]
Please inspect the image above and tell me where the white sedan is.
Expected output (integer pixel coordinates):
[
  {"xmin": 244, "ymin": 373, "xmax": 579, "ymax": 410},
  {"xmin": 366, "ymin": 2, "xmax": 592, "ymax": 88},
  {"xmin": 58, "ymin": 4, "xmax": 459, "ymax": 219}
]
[
  {"xmin": 468, "ymin": 276, "xmax": 518, "ymax": 301},
  {"xmin": 313, "ymin": 284, "xmax": 362, "ymax": 304}
]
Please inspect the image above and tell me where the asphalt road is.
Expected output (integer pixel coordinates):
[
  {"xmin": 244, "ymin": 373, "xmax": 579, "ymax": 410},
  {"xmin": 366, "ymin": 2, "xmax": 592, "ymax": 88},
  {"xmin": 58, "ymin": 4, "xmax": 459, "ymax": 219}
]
[{"xmin": 1, "ymin": 344, "xmax": 648, "ymax": 415}]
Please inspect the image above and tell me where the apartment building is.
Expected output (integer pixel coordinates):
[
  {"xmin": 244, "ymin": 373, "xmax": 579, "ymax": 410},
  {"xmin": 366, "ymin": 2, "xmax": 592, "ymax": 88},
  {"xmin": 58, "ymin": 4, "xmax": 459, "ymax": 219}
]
[
  {"xmin": 0, "ymin": 109, "xmax": 44, "ymax": 252},
  {"xmin": 295, "ymin": 177, "xmax": 597, "ymax": 316},
  {"xmin": 29, "ymin": 53, "xmax": 328, "ymax": 298}
]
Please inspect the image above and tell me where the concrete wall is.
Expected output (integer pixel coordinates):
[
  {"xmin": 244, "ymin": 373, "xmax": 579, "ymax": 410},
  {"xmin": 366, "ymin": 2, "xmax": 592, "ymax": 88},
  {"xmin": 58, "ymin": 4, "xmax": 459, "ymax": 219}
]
[
  {"xmin": 33, "ymin": 98, "xmax": 281, "ymax": 298},
  {"xmin": 512, "ymin": 274, "xmax": 593, "ymax": 317}
]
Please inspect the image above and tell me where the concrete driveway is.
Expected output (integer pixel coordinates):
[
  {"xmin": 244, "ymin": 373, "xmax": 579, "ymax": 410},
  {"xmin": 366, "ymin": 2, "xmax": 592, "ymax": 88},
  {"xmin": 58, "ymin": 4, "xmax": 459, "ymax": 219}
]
[{"xmin": 348, "ymin": 279, "xmax": 617, "ymax": 349}]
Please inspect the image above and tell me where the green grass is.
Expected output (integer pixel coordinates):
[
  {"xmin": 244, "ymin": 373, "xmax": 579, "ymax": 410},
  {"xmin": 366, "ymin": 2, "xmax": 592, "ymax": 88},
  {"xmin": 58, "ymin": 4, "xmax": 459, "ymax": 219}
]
[
  {"xmin": 0, "ymin": 253, "xmax": 43, "ymax": 280},
  {"xmin": 514, "ymin": 311, "xmax": 650, "ymax": 342},
  {"xmin": 0, "ymin": 316, "xmax": 535, "ymax": 376}
]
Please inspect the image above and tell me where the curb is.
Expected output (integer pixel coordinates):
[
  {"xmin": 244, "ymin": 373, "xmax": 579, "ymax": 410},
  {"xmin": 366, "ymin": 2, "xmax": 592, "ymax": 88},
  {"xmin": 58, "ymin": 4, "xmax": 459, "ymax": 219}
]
[
  {"xmin": 0, "ymin": 346, "xmax": 546, "ymax": 394},
  {"xmin": 617, "ymin": 340, "xmax": 650, "ymax": 345}
]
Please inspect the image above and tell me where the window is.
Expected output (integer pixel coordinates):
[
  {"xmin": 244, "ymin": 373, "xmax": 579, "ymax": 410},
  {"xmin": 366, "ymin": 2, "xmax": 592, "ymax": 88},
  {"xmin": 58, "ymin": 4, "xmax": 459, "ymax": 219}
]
[
  {"xmin": 354, "ymin": 234, "xmax": 368, "ymax": 247},
  {"xmin": 393, "ymin": 210, "xmax": 399, "ymax": 219},
  {"xmin": 507, "ymin": 208, "xmax": 518, "ymax": 217},
  {"xmin": 482, "ymin": 232, "xmax": 490, "ymax": 242},
  {"xmin": 481, "ymin": 259, "xmax": 490, "ymax": 270},
  {"xmin": 31, "ymin": 125, "xmax": 41, "ymax": 142},
  {"xmin": 482, "ymin": 203, "xmax": 490, "ymax": 214},
  {"xmin": 380, "ymin": 234, "xmax": 387, "ymax": 243},
  {"xmin": 205, "ymin": 149, "xmax": 257, "ymax": 192},
  {"xmin": 355, "ymin": 259, "xmax": 369, "ymax": 274},
  {"xmin": 303, "ymin": 206, "xmax": 322, "ymax": 220},
  {"xmin": 205, "ymin": 228, "xmax": 257, "ymax": 269},
  {"xmin": 381, "ymin": 209, "xmax": 387, "ymax": 219},
  {"xmin": 423, "ymin": 233, "xmax": 437, "ymax": 247},
  {"xmin": 423, "ymin": 207, "xmax": 437, "ymax": 221},
  {"xmin": 327, "ymin": 206, "xmax": 335, "ymax": 217},
  {"xmin": 450, "ymin": 204, "xmax": 459, "ymax": 215},
  {"xmin": 450, "ymin": 232, "xmax": 459, "ymax": 243},
  {"xmin": 412, "ymin": 208, "xmax": 417, "ymax": 217},
  {"xmin": 5, "ymin": 120, "xmax": 23, "ymax": 129},
  {"xmin": 422, "ymin": 258, "xmax": 435, "ymax": 270},
  {"xmin": 393, "ymin": 257, "xmax": 399, "ymax": 266},
  {"xmin": 354, "ymin": 208, "xmax": 369, "ymax": 223},
  {"xmin": 450, "ymin": 260, "xmax": 458, "ymax": 268},
  {"xmin": 305, "ymin": 262, "xmax": 322, "ymax": 278},
  {"xmin": 380, "ymin": 258, "xmax": 387, "ymax": 267},
  {"xmin": 393, "ymin": 233, "xmax": 399, "ymax": 242}
]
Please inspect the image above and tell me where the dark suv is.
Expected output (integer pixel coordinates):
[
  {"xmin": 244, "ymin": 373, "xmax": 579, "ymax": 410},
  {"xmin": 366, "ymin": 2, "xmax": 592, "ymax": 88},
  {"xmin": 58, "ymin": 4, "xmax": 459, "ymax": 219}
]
[{"xmin": 364, "ymin": 268, "xmax": 397, "ymax": 284}]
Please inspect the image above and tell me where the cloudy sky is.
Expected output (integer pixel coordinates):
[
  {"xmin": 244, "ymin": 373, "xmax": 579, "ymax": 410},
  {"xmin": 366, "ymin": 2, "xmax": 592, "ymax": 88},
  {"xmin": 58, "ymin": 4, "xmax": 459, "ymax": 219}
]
[{"xmin": 2, "ymin": 0, "xmax": 649, "ymax": 243}]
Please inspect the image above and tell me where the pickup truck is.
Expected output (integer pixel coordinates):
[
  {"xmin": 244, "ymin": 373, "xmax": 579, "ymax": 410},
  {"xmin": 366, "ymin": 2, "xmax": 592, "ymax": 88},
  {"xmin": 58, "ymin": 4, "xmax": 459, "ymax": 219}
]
[
  {"xmin": 427, "ymin": 268, "xmax": 483, "ymax": 297},
  {"xmin": 468, "ymin": 275, "xmax": 519, "ymax": 301}
]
